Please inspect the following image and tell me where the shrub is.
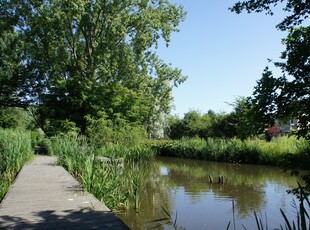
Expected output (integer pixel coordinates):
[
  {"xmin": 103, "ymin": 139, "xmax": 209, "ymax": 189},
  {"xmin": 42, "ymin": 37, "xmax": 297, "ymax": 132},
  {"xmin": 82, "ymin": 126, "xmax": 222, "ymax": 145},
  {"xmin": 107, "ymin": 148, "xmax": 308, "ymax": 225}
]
[{"xmin": 86, "ymin": 111, "xmax": 147, "ymax": 147}]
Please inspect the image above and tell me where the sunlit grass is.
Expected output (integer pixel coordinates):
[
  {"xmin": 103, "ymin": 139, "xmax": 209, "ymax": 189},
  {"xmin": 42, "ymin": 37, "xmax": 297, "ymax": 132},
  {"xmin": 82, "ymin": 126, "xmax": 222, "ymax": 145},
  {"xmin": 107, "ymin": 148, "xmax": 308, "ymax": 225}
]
[
  {"xmin": 150, "ymin": 136, "xmax": 310, "ymax": 166},
  {"xmin": 0, "ymin": 129, "xmax": 33, "ymax": 201},
  {"xmin": 50, "ymin": 135, "xmax": 156, "ymax": 210}
]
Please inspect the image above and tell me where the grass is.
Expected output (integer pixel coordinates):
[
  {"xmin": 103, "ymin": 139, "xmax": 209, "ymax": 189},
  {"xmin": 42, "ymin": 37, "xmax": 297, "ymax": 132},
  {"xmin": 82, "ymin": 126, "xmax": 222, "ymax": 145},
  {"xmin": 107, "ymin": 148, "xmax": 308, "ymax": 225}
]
[
  {"xmin": 0, "ymin": 128, "xmax": 34, "ymax": 201},
  {"xmin": 50, "ymin": 134, "xmax": 156, "ymax": 210},
  {"xmin": 149, "ymin": 136, "xmax": 310, "ymax": 166},
  {"xmin": 49, "ymin": 134, "xmax": 309, "ymax": 210}
]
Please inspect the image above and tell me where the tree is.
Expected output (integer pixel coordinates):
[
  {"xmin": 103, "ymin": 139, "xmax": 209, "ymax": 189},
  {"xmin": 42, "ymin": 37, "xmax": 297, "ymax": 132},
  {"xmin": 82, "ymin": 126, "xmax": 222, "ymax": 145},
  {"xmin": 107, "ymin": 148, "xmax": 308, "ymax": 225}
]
[
  {"xmin": 228, "ymin": 97, "xmax": 256, "ymax": 139},
  {"xmin": 167, "ymin": 115, "xmax": 186, "ymax": 139},
  {"xmin": 0, "ymin": 14, "xmax": 22, "ymax": 107},
  {"xmin": 1, "ymin": 0, "xmax": 187, "ymax": 134},
  {"xmin": 167, "ymin": 110, "xmax": 239, "ymax": 139},
  {"xmin": 0, "ymin": 107, "xmax": 36, "ymax": 130},
  {"xmin": 230, "ymin": 0, "xmax": 309, "ymax": 31},
  {"xmin": 231, "ymin": 0, "xmax": 310, "ymax": 191},
  {"xmin": 276, "ymin": 27, "xmax": 310, "ymax": 139},
  {"xmin": 231, "ymin": 0, "xmax": 310, "ymax": 140}
]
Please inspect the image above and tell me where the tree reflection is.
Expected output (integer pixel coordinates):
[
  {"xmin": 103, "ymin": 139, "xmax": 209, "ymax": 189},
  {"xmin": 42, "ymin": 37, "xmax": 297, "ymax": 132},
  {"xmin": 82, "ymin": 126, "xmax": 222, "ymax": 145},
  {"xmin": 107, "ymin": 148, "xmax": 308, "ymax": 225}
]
[{"xmin": 118, "ymin": 157, "xmax": 298, "ymax": 229}]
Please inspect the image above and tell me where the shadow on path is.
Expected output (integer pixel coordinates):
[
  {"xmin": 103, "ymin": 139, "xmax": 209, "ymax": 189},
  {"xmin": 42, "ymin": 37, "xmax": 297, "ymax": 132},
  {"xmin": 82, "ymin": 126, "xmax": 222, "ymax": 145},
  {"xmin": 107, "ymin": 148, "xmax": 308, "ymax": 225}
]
[{"xmin": 0, "ymin": 208, "xmax": 129, "ymax": 230}]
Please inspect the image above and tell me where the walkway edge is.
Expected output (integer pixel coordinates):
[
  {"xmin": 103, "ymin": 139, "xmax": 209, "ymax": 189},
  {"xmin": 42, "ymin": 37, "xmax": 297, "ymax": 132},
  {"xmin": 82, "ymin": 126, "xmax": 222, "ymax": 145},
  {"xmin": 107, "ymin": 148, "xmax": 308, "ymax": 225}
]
[{"xmin": 0, "ymin": 155, "xmax": 130, "ymax": 230}]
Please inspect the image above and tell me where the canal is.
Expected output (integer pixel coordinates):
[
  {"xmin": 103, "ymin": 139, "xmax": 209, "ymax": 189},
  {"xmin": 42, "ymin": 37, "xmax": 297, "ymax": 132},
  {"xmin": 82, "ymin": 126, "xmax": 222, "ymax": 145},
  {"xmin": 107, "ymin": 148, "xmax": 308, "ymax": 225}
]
[{"xmin": 118, "ymin": 156, "xmax": 300, "ymax": 230}]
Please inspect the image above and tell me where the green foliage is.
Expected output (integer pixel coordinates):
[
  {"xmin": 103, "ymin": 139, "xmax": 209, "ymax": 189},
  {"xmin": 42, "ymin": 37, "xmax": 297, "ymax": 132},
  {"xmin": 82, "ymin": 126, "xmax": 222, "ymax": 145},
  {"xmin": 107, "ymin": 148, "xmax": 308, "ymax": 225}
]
[
  {"xmin": 229, "ymin": 97, "xmax": 259, "ymax": 139},
  {"xmin": 0, "ymin": 107, "xmax": 36, "ymax": 130},
  {"xmin": 50, "ymin": 135, "xmax": 127, "ymax": 208},
  {"xmin": 96, "ymin": 144, "xmax": 156, "ymax": 162},
  {"xmin": 0, "ymin": 16, "xmax": 22, "ymax": 107},
  {"xmin": 281, "ymin": 184, "xmax": 310, "ymax": 230},
  {"xmin": 230, "ymin": 0, "xmax": 309, "ymax": 31},
  {"xmin": 275, "ymin": 27, "xmax": 310, "ymax": 139},
  {"xmin": 1, "ymin": 0, "xmax": 187, "ymax": 134},
  {"xmin": 86, "ymin": 111, "xmax": 147, "ymax": 147},
  {"xmin": 48, "ymin": 119, "xmax": 80, "ymax": 137},
  {"xmin": 151, "ymin": 136, "xmax": 310, "ymax": 166},
  {"xmin": 0, "ymin": 129, "xmax": 33, "ymax": 201},
  {"xmin": 231, "ymin": 1, "xmax": 310, "ymax": 193},
  {"xmin": 230, "ymin": 1, "xmax": 310, "ymax": 140},
  {"xmin": 50, "ymin": 134, "xmax": 156, "ymax": 210},
  {"xmin": 167, "ymin": 108, "xmax": 254, "ymax": 140},
  {"xmin": 124, "ymin": 162, "xmax": 150, "ymax": 210}
]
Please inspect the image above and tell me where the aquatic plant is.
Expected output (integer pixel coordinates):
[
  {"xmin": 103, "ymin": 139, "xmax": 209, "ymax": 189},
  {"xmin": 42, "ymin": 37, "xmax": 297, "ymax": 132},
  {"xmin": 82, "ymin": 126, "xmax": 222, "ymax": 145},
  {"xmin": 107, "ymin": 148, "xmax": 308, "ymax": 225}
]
[
  {"xmin": 149, "ymin": 206, "xmax": 182, "ymax": 230},
  {"xmin": 0, "ymin": 129, "xmax": 33, "ymax": 201},
  {"xmin": 150, "ymin": 136, "xmax": 310, "ymax": 166},
  {"xmin": 50, "ymin": 134, "xmax": 155, "ymax": 210}
]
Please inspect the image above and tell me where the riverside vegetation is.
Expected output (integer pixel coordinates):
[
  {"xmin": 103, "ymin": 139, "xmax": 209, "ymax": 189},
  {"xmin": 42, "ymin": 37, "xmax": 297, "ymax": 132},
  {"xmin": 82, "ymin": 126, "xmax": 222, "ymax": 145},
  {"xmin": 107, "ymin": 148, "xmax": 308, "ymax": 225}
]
[
  {"xmin": 0, "ymin": 118, "xmax": 309, "ymax": 229},
  {"xmin": 0, "ymin": 128, "xmax": 33, "ymax": 201},
  {"xmin": 1, "ymin": 113, "xmax": 309, "ymax": 208},
  {"xmin": 1, "ymin": 0, "xmax": 309, "ymax": 228},
  {"xmin": 49, "ymin": 133, "xmax": 310, "ymax": 217},
  {"xmin": 49, "ymin": 134, "xmax": 156, "ymax": 210},
  {"xmin": 149, "ymin": 136, "xmax": 310, "ymax": 167}
]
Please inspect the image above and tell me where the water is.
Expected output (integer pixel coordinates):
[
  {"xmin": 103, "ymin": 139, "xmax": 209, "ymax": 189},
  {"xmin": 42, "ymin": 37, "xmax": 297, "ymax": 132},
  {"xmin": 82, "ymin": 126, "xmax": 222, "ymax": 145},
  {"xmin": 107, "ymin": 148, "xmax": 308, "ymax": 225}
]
[{"xmin": 118, "ymin": 157, "xmax": 300, "ymax": 230}]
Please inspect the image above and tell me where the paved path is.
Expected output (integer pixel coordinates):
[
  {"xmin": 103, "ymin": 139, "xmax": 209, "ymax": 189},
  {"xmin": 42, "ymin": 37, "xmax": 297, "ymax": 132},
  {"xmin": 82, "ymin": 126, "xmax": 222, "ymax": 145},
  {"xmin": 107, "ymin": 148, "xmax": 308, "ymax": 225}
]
[{"xmin": 0, "ymin": 156, "xmax": 129, "ymax": 230}]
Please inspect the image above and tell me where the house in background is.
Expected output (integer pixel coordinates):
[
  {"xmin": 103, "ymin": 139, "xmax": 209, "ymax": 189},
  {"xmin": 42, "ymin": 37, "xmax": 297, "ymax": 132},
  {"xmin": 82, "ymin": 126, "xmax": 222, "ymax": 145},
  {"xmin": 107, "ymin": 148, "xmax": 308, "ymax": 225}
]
[{"xmin": 275, "ymin": 119, "xmax": 298, "ymax": 134}]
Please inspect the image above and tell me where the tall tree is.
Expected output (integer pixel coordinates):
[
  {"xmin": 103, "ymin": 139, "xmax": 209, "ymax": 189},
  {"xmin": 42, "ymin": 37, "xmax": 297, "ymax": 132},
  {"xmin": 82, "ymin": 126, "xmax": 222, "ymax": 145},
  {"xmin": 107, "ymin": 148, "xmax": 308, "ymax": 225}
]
[
  {"xmin": 0, "ymin": 9, "xmax": 22, "ymax": 108},
  {"xmin": 231, "ymin": 0, "xmax": 310, "ymax": 139},
  {"xmin": 1, "ymin": 0, "xmax": 186, "ymax": 133},
  {"xmin": 231, "ymin": 0, "xmax": 310, "ymax": 191}
]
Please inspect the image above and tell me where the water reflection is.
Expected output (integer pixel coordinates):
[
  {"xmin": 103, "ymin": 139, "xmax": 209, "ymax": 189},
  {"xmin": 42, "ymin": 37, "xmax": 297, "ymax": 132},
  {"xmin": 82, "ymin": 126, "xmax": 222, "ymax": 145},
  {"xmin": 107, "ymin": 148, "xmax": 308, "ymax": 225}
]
[{"xmin": 118, "ymin": 157, "xmax": 299, "ymax": 230}]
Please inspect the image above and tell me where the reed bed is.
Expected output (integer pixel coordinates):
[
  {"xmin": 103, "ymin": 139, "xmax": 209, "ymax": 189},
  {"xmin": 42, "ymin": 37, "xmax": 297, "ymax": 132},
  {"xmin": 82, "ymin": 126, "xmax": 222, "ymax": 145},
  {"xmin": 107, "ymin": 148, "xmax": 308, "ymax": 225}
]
[
  {"xmin": 150, "ymin": 136, "xmax": 310, "ymax": 166},
  {"xmin": 0, "ymin": 129, "xmax": 33, "ymax": 201},
  {"xmin": 49, "ymin": 134, "xmax": 308, "ymax": 210},
  {"xmin": 50, "ymin": 135, "xmax": 156, "ymax": 210}
]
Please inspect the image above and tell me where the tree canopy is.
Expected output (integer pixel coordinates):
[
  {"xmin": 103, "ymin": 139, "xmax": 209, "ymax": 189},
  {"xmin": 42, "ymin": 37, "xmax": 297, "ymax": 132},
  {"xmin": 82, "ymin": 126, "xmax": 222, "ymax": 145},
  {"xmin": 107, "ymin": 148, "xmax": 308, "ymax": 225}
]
[
  {"xmin": 0, "ymin": 0, "xmax": 187, "ymax": 134},
  {"xmin": 230, "ymin": 0, "xmax": 310, "ymax": 30},
  {"xmin": 231, "ymin": 0, "xmax": 310, "ymax": 139}
]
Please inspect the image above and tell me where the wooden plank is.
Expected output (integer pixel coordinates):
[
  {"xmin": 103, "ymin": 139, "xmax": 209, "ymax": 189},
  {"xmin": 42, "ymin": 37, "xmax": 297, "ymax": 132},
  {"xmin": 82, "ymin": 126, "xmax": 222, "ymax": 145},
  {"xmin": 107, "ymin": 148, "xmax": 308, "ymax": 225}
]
[{"xmin": 0, "ymin": 156, "xmax": 130, "ymax": 230}]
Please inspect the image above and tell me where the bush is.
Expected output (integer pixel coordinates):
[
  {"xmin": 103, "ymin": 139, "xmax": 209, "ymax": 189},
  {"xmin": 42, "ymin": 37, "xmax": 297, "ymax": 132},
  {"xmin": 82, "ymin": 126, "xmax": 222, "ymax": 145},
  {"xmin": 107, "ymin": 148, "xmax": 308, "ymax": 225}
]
[
  {"xmin": 86, "ymin": 111, "xmax": 147, "ymax": 147},
  {"xmin": 0, "ymin": 108, "xmax": 35, "ymax": 130}
]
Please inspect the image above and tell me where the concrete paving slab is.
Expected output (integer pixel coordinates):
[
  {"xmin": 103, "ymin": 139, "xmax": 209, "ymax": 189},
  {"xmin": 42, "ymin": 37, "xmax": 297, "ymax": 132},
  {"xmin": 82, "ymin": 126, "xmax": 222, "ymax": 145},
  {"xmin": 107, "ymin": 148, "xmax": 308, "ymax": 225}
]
[{"xmin": 0, "ymin": 156, "xmax": 130, "ymax": 229}]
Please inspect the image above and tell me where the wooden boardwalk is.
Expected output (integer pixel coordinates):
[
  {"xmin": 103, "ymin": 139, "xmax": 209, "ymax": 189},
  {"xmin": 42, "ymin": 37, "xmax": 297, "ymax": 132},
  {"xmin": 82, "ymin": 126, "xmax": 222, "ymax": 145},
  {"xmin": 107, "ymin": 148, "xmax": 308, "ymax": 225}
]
[{"xmin": 0, "ymin": 156, "xmax": 130, "ymax": 230}]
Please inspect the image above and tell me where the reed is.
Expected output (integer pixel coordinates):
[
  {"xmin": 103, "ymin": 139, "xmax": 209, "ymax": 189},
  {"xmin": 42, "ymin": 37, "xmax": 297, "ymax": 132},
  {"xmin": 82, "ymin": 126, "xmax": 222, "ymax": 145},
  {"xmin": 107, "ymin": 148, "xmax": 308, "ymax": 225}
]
[
  {"xmin": 96, "ymin": 143, "xmax": 156, "ymax": 162},
  {"xmin": 124, "ymin": 161, "xmax": 150, "ymax": 210},
  {"xmin": 50, "ymin": 134, "xmax": 155, "ymax": 210},
  {"xmin": 0, "ymin": 129, "xmax": 33, "ymax": 201},
  {"xmin": 149, "ymin": 206, "xmax": 181, "ymax": 230},
  {"xmin": 150, "ymin": 136, "xmax": 310, "ymax": 166}
]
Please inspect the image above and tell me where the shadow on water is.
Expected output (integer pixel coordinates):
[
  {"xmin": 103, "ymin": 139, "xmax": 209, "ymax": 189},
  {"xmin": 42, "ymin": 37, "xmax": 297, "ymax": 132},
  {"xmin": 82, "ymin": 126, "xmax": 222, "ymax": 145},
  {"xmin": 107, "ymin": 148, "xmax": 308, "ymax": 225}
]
[{"xmin": 0, "ymin": 209, "xmax": 129, "ymax": 230}]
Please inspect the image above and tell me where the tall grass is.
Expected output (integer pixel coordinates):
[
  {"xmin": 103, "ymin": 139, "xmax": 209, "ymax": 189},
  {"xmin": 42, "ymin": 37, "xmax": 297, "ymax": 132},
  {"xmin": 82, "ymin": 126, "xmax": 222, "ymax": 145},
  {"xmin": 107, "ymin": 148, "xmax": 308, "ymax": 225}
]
[
  {"xmin": 124, "ymin": 161, "xmax": 150, "ymax": 210},
  {"xmin": 150, "ymin": 136, "xmax": 310, "ymax": 166},
  {"xmin": 0, "ymin": 129, "xmax": 33, "ymax": 201},
  {"xmin": 50, "ymin": 135, "xmax": 156, "ymax": 210}
]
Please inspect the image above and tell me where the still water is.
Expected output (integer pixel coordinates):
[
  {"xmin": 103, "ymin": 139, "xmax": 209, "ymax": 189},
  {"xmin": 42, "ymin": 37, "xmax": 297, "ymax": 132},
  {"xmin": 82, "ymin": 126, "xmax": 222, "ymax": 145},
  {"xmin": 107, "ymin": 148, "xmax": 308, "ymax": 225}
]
[{"xmin": 118, "ymin": 157, "xmax": 300, "ymax": 230}]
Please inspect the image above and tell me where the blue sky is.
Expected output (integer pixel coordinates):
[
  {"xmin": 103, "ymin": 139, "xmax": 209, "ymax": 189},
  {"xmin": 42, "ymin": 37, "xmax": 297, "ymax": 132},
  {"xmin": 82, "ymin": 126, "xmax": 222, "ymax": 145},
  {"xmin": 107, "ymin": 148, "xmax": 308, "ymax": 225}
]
[{"xmin": 156, "ymin": 1, "xmax": 288, "ymax": 117}]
